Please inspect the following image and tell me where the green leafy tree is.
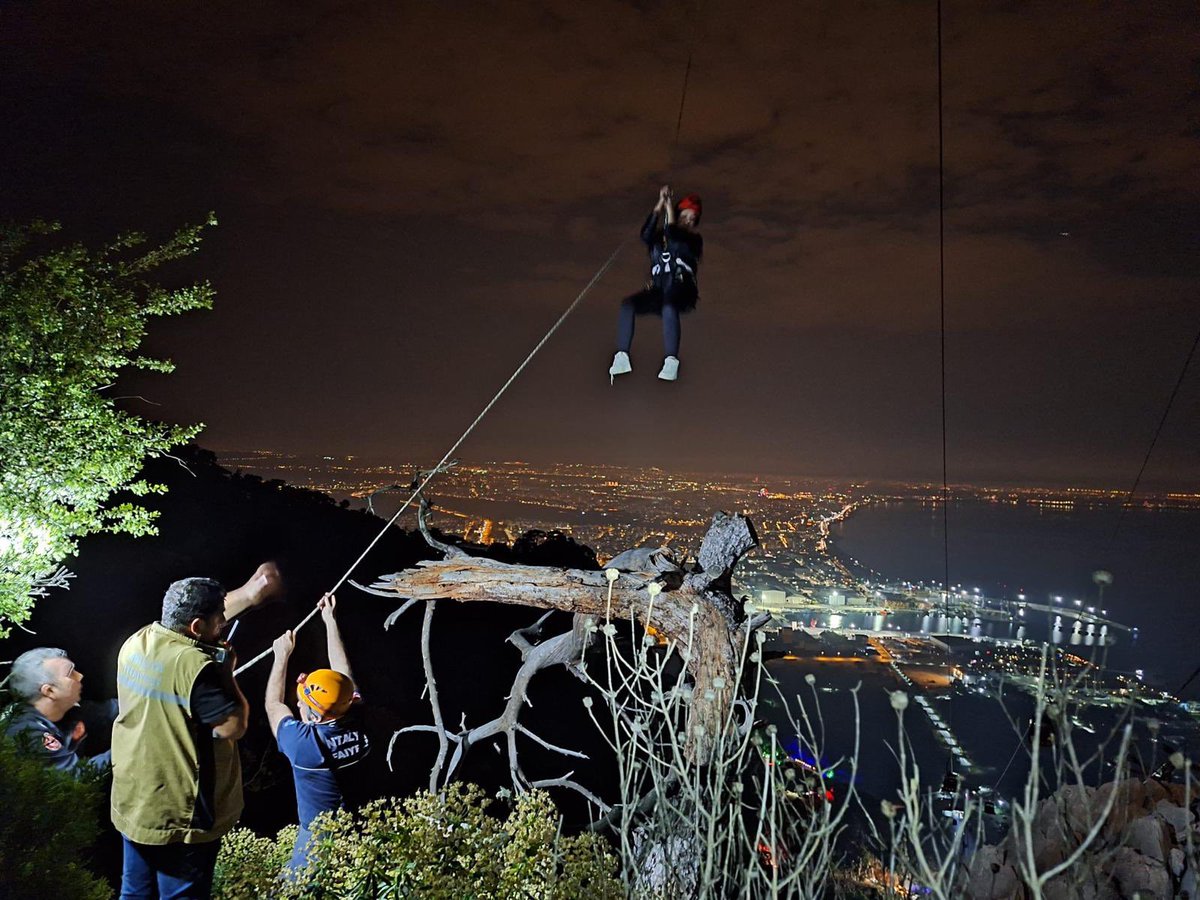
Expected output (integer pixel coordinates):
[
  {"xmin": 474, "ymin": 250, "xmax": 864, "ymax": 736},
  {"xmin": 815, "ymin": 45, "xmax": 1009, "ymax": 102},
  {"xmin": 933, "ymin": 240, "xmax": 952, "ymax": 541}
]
[
  {"xmin": 0, "ymin": 217, "xmax": 216, "ymax": 635},
  {"xmin": 0, "ymin": 714, "xmax": 112, "ymax": 899}
]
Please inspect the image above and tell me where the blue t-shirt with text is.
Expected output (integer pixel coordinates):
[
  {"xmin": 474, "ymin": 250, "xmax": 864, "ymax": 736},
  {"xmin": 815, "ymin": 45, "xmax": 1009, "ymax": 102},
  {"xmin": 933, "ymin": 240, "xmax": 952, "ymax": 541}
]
[{"xmin": 275, "ymin": 710, "xmax": 370, "ymax": 827}]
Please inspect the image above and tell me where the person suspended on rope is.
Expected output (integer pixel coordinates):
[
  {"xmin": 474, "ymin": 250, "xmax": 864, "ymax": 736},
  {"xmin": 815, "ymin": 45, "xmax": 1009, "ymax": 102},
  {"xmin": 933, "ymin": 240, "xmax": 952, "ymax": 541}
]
[{"xmin": 609, "ymin": 184, "xmax": 703, "ymax": 383}]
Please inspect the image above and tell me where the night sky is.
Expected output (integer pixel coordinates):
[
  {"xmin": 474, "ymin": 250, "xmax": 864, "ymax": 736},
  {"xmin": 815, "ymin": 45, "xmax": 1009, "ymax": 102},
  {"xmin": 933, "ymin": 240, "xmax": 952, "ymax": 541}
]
[{"xmin": 4, "ymin": 2, "xmax": 1198, "ymax": 487}]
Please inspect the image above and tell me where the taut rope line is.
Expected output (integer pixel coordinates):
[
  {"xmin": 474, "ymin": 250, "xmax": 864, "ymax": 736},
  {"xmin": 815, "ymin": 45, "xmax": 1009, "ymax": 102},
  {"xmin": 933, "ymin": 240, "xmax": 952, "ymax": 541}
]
[
  {"xmin": 238, "ymin": 17, "xmax": 704, "ymax": 676},
  {"xmin": 1111, "ymin": 325, "xmax": 1200, "ymax": 546},
  {"xmin": 666, "ymin": 0, "xmax": 703, "ymax": 178},
  {"xmin": 670, "ymin": 52, "xmax": 693, "ymax": 171},
  {"xmin": 234, "ymin": 237, "xmax": 633, "ymax": 676},
  {"xmin": 937, "ymin": 0, "xmax": 950, "ymax": 618}
]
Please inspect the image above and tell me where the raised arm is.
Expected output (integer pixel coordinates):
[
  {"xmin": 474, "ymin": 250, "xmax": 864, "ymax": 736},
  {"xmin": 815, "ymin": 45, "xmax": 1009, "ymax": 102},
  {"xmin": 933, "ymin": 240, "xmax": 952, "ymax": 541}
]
[
  {"xmin": 209, "ymin": 651, "xmax": 250, "ymax": 741},
  {"xmin": 319, "ymin": 594, "xmax": 354, "ymax": 682},
  {"xmin": 265, "ymin": 630, "xmax": 295, "ymax": 736},
  {"xmin": 641, "ymin": 185, "xmax": 672, "ymax": 245},
  {"xmin": 224, "ymin": 562, "xmax": 283, "ymax": 621}
]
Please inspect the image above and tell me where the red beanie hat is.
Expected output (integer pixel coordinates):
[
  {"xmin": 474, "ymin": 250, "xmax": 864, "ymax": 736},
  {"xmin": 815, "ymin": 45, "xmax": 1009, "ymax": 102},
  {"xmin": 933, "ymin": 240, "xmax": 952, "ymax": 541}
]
[{"xmin": 676, "ymin": 194, "xmax": 702, "ymax": 219}]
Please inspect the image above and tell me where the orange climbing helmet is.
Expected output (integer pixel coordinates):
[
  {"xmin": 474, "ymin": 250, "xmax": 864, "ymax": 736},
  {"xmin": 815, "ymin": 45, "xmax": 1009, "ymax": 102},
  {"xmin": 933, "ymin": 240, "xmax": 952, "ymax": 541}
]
[
  {"xmin": 676, "ymin": 193, "xmax": 702, "ymax": 221},
  {"xmin": 296, "ymin": 669, "xmax": 356, "ymax": 719}
]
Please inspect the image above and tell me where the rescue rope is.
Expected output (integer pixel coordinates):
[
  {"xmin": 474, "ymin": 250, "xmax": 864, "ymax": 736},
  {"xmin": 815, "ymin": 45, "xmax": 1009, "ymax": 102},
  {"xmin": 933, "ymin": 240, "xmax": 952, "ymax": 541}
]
[
  {"xmin": 937, "ymin": 0, "xmax": 950, "ymax": 619},
  {"xmin": 234, "ymin": 237, "xmax": 633, "ymax": 676},
  {"xmin": 992, "ymin": 735, "xmax": 1022, "ymax": 790},
  {"xmin": 236, "ymin": 19, "xmax": 703, "ymax": 676},
  {"xmin": 1111, "ymin": 325, "xmax": 1200, "ymax": 545},
  {"xmin": 670, "ymin": 53, "xmax": 693, "ymax": 171},
  {"xmin": 1070, "ymin": 281, "xmax": 1199, "ymax": 700},
  {"xmin": 935, "ymin": 0, "xmax": 959, "ymax": 759},
  {"xmin": 667, "ymin": 0, "xmax": 702, "ymax": 175}
]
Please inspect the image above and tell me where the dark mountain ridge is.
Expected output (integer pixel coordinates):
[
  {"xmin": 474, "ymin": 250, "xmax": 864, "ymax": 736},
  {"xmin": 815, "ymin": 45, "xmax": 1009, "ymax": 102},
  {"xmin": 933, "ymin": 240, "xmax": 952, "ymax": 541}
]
[{"xmin": 5, "ymin": 446, "xmax": 609, "ymax": 836}]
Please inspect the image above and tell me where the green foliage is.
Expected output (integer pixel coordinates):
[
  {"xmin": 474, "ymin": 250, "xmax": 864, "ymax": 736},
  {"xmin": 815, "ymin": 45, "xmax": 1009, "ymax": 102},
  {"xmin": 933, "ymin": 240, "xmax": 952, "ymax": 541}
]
[
  {"xmin": 0, "ymin": 217, "xmax": 216, "ymax": 635},
  {"xmin": 214, "ymin": 784, "xmax": 622, "ymax": 899},
  {"xmin": 213, "ymin": 823, "xmax": 298, "ymax": 898},
  {"xmin": 0, "ymin": 717, "xmax": 112, "ymax": 899}
]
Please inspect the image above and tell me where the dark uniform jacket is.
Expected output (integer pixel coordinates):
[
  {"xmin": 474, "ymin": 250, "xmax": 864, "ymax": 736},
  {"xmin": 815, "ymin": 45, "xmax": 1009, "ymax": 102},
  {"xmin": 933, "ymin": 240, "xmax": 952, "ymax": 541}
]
[
  {"xmin": 640, "ymin": 212, "xmax": 703, "ymax": 291},
  {"xmin": 4, "ymin": 699, "xmax": 116, "ymax": 778}
]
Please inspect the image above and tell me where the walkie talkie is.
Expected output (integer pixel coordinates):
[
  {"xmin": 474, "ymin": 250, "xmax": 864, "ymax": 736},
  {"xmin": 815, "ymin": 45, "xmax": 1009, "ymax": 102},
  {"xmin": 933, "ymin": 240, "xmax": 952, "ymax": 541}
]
[{"xmin": 210, "ymin": 621, "xmax": 239, "ymax": 665}]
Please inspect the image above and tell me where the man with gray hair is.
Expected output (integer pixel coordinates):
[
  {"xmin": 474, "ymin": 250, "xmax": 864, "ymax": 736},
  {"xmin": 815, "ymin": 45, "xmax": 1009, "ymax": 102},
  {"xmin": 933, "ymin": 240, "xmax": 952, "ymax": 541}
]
[
  {"xmin": 111, "ymin": 562, "xmax": 281, "ymax": 899},
  {"xmin": 3, "ymin": 647, "xmax": 115, "ymax": 777}
]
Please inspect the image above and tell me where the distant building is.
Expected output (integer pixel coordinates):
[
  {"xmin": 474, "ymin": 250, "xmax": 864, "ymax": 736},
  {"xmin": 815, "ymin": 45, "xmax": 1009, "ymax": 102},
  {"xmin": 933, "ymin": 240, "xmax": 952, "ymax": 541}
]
[
  {"xmin": 828, "ymin": 590, "xmax": 847, "ymax": 607},
  {"xmin": 761, "ymin": 589, "xmax": 786, "ymax": 606}
]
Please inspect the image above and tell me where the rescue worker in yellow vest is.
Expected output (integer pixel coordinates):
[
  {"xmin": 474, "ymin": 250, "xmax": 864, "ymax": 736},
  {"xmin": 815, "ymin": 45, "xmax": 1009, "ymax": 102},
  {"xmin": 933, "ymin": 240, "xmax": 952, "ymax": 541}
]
[{"xmin": 111, "ymin": 564, "xmax": 280, "ymax": 899}]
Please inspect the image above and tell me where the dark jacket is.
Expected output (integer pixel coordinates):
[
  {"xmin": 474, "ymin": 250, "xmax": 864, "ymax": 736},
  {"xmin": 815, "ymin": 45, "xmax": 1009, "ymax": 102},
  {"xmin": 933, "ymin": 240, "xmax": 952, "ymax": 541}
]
[
  {"xmin": 4, "ymin": 699, "xmax": 116, "ymax": 778},
  {"xmin": 640, "ymin": 211, "xmax": 703, "ymax": 291}
]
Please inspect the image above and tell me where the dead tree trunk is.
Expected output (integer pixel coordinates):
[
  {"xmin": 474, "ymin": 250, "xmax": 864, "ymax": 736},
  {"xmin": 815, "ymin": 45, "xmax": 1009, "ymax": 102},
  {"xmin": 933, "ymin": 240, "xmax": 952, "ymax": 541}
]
[{"xmin": 369, "ymin": 511, "xmax": 760, "ymax": 764}]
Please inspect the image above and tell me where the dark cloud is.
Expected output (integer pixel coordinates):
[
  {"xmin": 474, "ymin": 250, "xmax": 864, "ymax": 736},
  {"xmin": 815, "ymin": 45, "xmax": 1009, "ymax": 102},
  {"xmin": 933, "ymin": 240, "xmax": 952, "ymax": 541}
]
[{"xmin": 1, "ymin": 0, "xmax": 1197, "ymax": 485}]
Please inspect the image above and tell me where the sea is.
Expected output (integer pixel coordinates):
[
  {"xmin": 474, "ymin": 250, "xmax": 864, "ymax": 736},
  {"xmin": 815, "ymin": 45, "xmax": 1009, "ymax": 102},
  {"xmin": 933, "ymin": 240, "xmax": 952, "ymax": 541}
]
[
  {"xmin": 828, "ymin": 499, "xmax": 1200, "ymax": 695},
  {"xmin": 758, "ymin": 499, "xmax": 1200, "ymax": 817}
]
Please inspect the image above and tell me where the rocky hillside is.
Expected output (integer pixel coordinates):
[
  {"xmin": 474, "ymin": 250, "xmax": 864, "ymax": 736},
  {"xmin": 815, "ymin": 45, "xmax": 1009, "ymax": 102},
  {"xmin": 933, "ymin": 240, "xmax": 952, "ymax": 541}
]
[{"xmin": 965, "ymin": 776, "xmax": 1198, "ymax": 899}]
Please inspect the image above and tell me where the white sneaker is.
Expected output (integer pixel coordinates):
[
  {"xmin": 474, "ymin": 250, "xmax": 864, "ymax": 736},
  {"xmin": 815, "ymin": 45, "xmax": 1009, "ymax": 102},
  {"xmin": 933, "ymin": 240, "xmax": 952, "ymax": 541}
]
[
  {"xmin": 657, "ymin": 356, "xmax": 680, "ymax": 381},
  {"xmin": 609, "ymin": 351, "xmax": 632, "ymax": 383}
]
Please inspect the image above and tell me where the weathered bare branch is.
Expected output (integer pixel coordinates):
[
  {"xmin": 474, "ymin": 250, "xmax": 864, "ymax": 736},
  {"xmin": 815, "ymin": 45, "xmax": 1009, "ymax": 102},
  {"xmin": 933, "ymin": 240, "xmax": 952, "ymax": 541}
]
[
  {"xmin": 508, "ymin": 609, "xmax": 555, "ymax": 658},
  {"xmin": 516, "ymin": 723, "xmax": 590, "ymax": 760},
  {"xmin": 741, "ymin": 610, "xmax": 772, "ymax": 635},
  {"xmin": 348, "ymin": 579, "xmax": 400, "ymax": 599},
  {"xmin": 529, "ymin": 774, "xmax": 612, "ymax": 814},
  {"xmin": 694, "ymin": 511, "xmax": 758, "ymax": 593},
  {"xmin": 381, "ymin": 512, "xmax": 763, "ymax": 777},
  {"xmin": 416, "ymin": 495, "xmax": 467, "ymax": 559},
  {"xmin": 386, "ymin": 725, "xmax": 461, "ymax": 775},
  {"xmin": 419, "ymin": 602, "xmax": 450, "ymax": 792},
  {"xmin": 389, "ymin": 608, "xmax": 599, "ymax": 794},
  {"xmin": 589, "ymin": 774, "xmax": 680, "ymax": 835},
  {"xmin": 382, "ymin": 597, "xmax": 419, "ymax": 630},
  {"xmin": 374, "ymin": 555, "xmax": 741, "ymax": 759}
]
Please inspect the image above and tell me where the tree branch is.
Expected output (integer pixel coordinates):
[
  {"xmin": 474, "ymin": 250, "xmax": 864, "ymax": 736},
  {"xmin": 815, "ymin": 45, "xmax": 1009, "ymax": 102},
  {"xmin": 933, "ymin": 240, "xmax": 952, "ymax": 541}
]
[{"xmin": 381, "ymin": 512, "xmax": 763, "ymax": 777}]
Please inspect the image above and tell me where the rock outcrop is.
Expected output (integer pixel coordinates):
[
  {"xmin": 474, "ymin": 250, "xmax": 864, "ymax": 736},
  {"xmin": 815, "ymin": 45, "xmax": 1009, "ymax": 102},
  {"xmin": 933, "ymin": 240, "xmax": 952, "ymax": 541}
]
[{"xmin": 963, "ymin": 778, "xmax": 1198, "ymax": 900}]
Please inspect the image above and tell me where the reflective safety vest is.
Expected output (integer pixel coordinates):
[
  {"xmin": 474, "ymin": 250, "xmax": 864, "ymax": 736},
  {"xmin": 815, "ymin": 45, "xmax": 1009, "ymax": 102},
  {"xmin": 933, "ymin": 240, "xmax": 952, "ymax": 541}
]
[{"xmin": 111, "ymin": 623, "xmax": 243, "ymax": 845}]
